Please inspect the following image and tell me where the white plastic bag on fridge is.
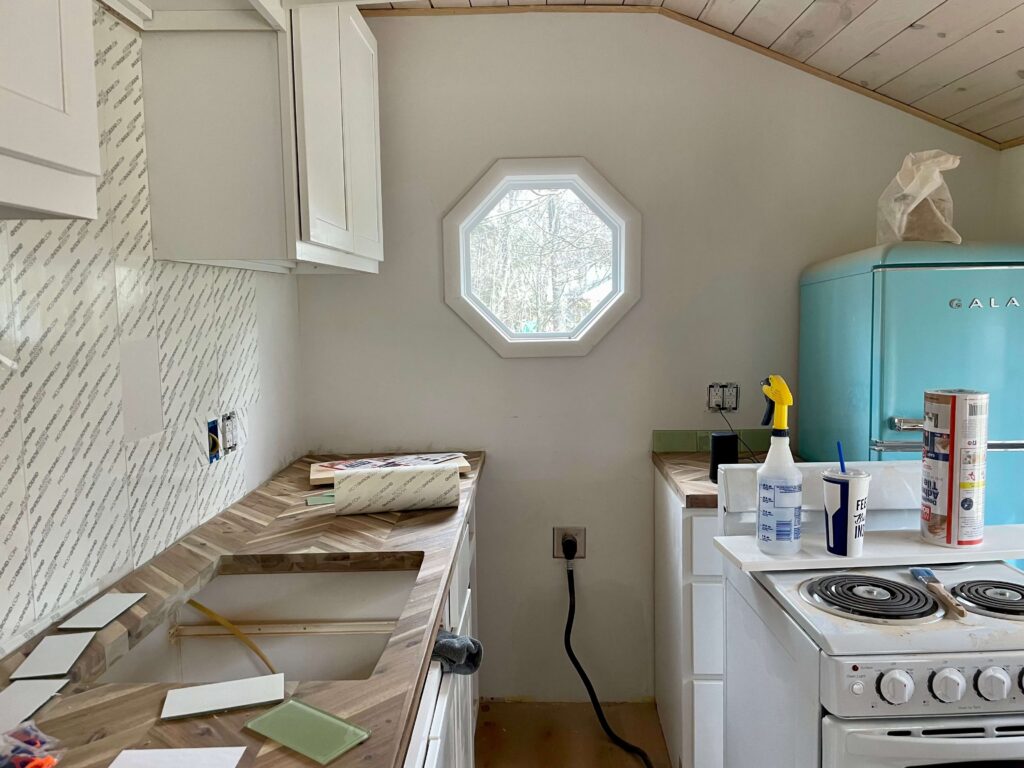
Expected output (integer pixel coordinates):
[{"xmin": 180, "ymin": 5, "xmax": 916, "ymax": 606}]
[{"xmin": 876, "ymin": 150, "xmax": 962, "ymax": 245}]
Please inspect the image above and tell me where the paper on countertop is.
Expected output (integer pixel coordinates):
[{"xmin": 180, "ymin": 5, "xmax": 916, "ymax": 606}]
[
  {"xmin": 109, "ymin": 747, "xmax": 246, "ymax": 768},
  {"xmin": 161, "ymin": 673, "xmax": 285, "ymax": 720},
  {"xmin": 11, "ymin": 632, "xmax": 96, "ymax": 679},
  {"xmin": 59, "ymin": 593, "xmax": 145, "ymax": 630},
  {"xmin": 0, "ymin": 679, "xmax": 68, "ymax": 732},
  {"xmin": 334, "ymin": 463, "xmax": 461, "ymax": 515}
]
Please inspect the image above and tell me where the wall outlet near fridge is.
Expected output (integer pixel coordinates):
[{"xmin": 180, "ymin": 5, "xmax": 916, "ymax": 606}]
[
  {"xmin": 553, "ymin": 527, "xmax": 586, "ymax": 559},
  {"xmin": 707, "ymin": 382, "xmax": 739, "ymax": 412}
]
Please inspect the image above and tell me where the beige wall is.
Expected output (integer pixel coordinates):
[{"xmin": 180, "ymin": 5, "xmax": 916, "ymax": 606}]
[
  {"xmin": 998, "ymin": 146, "xmax": 1024, "ymax": 239},
  {"xmin": 297, "ymin": 13, "xmax": 1003, "ymax": 700}
]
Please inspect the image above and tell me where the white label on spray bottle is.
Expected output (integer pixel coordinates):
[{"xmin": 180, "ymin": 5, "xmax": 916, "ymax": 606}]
[{"xmin": 758, "ymin": 480, "xmax": 802, "ymax": 544}]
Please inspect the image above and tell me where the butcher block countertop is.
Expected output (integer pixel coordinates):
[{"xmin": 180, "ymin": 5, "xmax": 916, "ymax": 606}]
[
  {"xmin": 651, "ymin": 452, "xmax": 729, "ymax": 508},
  {"xmin": 0, "ymin": 452, "xmax": 484, "ymax": 768},
  {"xmin": 652, "ymin": 451, "xmax": 771, "ymax": 508}
]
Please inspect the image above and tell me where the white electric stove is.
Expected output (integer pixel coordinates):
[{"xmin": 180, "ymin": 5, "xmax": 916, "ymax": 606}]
[{"xmin": 725, "ymin": 560, "xmax": 1024, "ymax": 768}]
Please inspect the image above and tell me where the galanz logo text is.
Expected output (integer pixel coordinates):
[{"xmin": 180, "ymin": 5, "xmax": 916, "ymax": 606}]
[{"xmin": 949, "ymin": 297, "xmax": 1022, "ymax": 309}]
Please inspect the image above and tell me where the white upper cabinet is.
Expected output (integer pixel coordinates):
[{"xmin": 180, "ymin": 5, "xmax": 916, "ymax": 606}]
[
  {"xmin": 293, "ymin": 3, "xmax": 383, "ymax": 262},
  {"xmin": 141, "ymin": 3, "xmax": 383, "ymax": 274},
  {"xmin": 0, "ymin": 0, "xmax": 100, "ymax": 219},
  {"xmin": 339, "ymin": 8, "xmax": 383, "ymax": 262},
  {"xmin": 293, "ymin": 4, "xmax": 352, "ymax": 254}
]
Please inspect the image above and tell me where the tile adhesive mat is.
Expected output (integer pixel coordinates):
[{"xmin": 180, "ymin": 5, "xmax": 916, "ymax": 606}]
[
  {"xmin": 245, "ymin": 699, "xmax": 371, "ymax": 765},
  {"xmin": 0, "ymin": 3, "xmax": 261, "ymax": 656}
]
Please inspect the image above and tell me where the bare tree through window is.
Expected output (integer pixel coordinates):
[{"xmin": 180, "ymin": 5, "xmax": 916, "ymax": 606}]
[{"xmin": 466, "ymin": 187, "xmax": 614, "ymax": 336}]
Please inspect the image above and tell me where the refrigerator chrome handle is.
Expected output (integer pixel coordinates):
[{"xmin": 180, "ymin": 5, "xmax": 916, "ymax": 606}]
[
  {"xmin": 871, "ymin": 440, "xmax": 921, "ymax": 453},
  {"xmin": 872, "ymin": 439, "xmax": 1024, "ymax": 452},
  {"xmin": 889, "ymin": 417, "xmax": 924, "ymax": 432}
]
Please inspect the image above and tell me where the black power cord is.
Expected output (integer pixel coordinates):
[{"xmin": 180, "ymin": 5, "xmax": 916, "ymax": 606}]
[{"xmin": 561, "ymin": 535, "xmax": 655, "ymax": 768}]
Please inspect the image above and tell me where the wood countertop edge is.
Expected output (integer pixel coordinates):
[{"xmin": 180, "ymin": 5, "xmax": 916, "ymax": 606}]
[
  {"xmin": 1, "ymin": 451, "xmax": 486, "ymax": 768},
  {"xmin": 651, "ymin": 452, "xmax": 720, "ymax": 508}
]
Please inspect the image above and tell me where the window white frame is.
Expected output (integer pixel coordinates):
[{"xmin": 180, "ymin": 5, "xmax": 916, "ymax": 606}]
[{"xmin": 443, "ymin": 157, "xmax": 641, "ymax": 358}]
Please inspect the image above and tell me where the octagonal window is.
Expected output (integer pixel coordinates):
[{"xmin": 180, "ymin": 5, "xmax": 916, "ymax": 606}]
[{"xmin": 444, "ymin": 159, "xmax": 641, "ymax": 358}]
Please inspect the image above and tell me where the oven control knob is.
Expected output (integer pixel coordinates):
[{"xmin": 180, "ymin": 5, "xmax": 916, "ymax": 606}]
[
  {"xmin": 931, "ymin": 668, "xmax": 966, "ymax": 703},
  {"xmin": 977, "ymin": 667, "xmax": 1012, "ymax": 701},
  {"xmin": 879, "ymin": 670, "xmax": 915, "ymax": 705}
]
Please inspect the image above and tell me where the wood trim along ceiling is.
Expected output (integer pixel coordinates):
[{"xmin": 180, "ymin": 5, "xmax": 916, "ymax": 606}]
[{"xmin": 360, "ymin": 0, "xmax": 1024, "ymax": 150}]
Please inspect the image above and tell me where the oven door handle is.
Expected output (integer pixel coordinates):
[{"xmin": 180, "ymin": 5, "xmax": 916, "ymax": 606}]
[{"xmin": 848, "ymin": 731, "xmax": 1024, "ymax": 760}]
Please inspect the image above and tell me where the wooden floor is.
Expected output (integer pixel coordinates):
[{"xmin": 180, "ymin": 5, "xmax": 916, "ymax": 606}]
[{"xmin": 475, "ymin": 701, "xmax": 671, "ymax": 768}]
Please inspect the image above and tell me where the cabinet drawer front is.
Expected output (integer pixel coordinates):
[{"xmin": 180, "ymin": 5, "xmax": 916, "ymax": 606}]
[
  {"xmin": 449, "ymin": 523, "xmax": 472, "ymax": 623},
  {"xmin": 691, "ymin": 582, "xmax": 724, "ymax": 675},
  {"xmin": 404, "ymin": 661, "xmax": 444, "ymax": 768},
  {"xmin": 428, "ymin": 671, "xmax": 456, "ymax": 742},
  {"xmin": 689, "ymin": 515, "xmax": 722, "ymax": 577},
  {"xmin": 692, "ymin": 680, "xmax": 724, "ymax": 768}
]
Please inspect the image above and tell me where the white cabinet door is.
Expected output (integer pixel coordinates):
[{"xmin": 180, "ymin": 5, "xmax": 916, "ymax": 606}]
[
  {"xmin": 0, "ymin": 0, "xmax": 99, "ymax": 218},
  {"xmin": 339, "ymin": 6, "xmax": 383, "ymax": 261},
  {"xmin": 654, "ymin": 473, "xmax": 684, "ymax": 768},
  {"xmin": 693, "ymin": 680, "xmax": 724, "ymax": 768},
  {"xmin": 0, "ymin": 0, "xmax": 99, "ymax": 175},
  {"xmin": 691, "ymin": 582, "xmax": 724, "ymax": 676},
  {"xmin": 690, "ymin": 515, "xmax": 723, "ymax": 577},
  {"xmin": 426, "ymin": 671, "xmax": 460, "ymax": 768},
  {"xmin": 292, "ymin": 3, "xmax": 354, "ymax": 254},
  {"xmin": 404, "ymin": 662, "xmax": 443, "ymax": 768},
  {"xmin": 456, "ymin": 589, "xmax": 476, "ymax": 768}
]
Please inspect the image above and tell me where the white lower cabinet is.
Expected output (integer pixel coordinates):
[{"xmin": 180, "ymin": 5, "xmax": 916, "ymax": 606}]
[
  {"xmin": 654, "ymin": 470, "xmax": 725, "ymax": 768},
  {"xmin": 406, "ymin": 525, "xmax": 477, "ymax": 768},
  {"xmin": 692, "ymin": 680, "xmax": 724, "ymax": 768}
]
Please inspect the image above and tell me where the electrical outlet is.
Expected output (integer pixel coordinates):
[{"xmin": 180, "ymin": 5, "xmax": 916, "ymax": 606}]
[
  {"xmin": 221, "ymin": 410, "xmax": 239, "ymax": 454},
  {"xmin": 707, "ymin": 383, "xmax": 724, "ymax": 411},
  {"xmin": 722, "ymin": 383, "xmax": 740, "ymax": 411},
  {"xmin": 553, "ymin": 527, "xmax": 586, "ymax": 559},
  {"xmin": 707, "ymin": 382, "xmax": 739, "ymax": 412}
]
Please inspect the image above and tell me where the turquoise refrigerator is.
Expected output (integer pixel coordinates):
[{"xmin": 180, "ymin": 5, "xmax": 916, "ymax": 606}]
[{"xmin": 799, "ymin": 242, "xmax": 1024, "ymax": 525}]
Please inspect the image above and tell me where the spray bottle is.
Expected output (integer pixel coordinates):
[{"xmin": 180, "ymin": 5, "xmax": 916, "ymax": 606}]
[{"xmin": 756, "ymin": 375, "xmax": 802, "ymax": 555}]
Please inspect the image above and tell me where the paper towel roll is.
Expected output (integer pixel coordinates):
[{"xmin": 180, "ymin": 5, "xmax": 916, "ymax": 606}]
[{"xmin": 333, "ymin": 463, "xmax": 461, "ymax": 515}]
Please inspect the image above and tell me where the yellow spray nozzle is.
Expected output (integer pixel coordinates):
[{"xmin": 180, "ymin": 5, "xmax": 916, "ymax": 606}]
[{"xmin": 761, "ymin": 374, "xmax": 793, "ymax": 432}]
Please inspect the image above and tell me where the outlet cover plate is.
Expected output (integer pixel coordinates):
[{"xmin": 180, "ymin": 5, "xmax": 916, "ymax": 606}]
[
  {"xmin": 553, "ymin": 527, "xmax": 586, "ymax": 559},
  {"xmin": 707, "ymin": 382, "xmax": 739, "ymax": 412}
]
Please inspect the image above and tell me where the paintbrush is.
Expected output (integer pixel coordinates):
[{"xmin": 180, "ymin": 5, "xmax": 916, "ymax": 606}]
[{"xmin": 911, "ymin": 567, "xmax": 967, "ymax": 619}]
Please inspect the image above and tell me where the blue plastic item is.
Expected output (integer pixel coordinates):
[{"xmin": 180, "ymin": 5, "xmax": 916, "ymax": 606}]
[{"xmin": 799, "ymin": 242, "xmax": 1024, "ymax": 526}]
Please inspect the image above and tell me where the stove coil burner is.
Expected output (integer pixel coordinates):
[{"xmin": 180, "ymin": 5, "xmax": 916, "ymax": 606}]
[
  {"xmin": 951, "ymin": 580, "xmax": 1024, "ymax": 620},
  {"xmin": 803, "ymin": 574, "xmax": 941, "ymax": 623}
]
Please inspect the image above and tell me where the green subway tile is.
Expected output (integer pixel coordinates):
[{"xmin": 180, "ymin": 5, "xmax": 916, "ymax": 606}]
[
  {"xmin": 695, "ymin": 431, "xmax": 712, "ymax": 453},
  {"xmin": 654, "ymin": 428, "xmax": 773, "ymax": 453},
  {"xmin": 740, "ymin": 429, "xmax": 772, "ymax": 452},
  {"xmin": 651, "ymin": 430, "xmax": 697, "ymax": 452}
]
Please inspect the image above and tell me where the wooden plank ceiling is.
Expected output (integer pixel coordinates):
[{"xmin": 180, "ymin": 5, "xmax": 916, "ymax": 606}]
[{"xmin": 360, "ymin": 0, "xmax": 1024, "ymax": 149}]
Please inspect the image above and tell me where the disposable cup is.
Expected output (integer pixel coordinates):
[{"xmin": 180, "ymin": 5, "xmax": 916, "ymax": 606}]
[{"xmin": 823, "ymin": 468, "xmax": 870, "ymax": 557}]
